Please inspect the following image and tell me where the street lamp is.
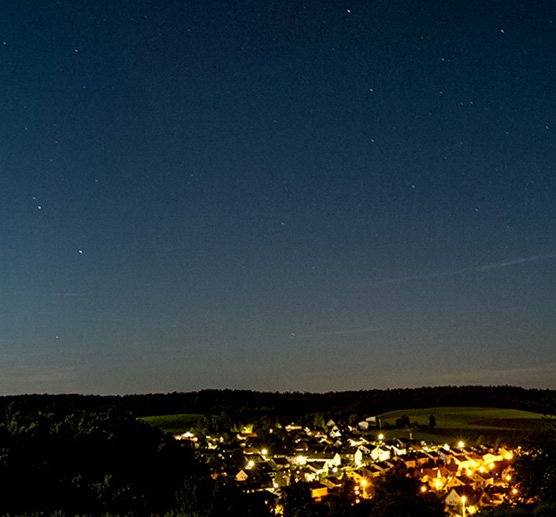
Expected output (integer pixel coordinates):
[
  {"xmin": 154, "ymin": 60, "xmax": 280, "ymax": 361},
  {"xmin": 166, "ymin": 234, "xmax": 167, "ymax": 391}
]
[{"xmin": 461, "ymin": 495, "xmax": 466, "ymax": 517}]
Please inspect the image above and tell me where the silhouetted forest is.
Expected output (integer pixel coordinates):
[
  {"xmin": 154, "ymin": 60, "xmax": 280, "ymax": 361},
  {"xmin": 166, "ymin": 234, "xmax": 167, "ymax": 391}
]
[
  {"xmin": 0, "ymin": 385, "xmax": 554, "ymax": 420},
  {"xmin": 0, "ymin": 401, "xmax": 270, "ymax": 516}
]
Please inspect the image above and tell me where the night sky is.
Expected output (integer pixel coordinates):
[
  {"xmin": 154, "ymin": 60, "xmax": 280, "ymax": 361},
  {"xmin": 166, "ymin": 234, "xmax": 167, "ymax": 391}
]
[{"xmin": 1, "ymin": 0, "xmax": 555, "ymax": 394}]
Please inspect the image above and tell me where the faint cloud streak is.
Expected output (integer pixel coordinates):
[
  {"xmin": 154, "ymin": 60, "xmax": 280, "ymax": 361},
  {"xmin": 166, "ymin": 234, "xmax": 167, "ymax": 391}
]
[
  {"xmin": 293, "ymin": 327, "xmax": 379, "ymax": 338},
  {"xmin": 379, "ymin": 252, "xmax": 556, "ymax": 284}
]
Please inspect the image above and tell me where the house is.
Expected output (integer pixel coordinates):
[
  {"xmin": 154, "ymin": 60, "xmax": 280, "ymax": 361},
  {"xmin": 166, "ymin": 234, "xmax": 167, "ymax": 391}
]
[
  {"xmin": 471, "ymin": 470, "xmax": 495, "ymax": 490},
  {"xmin": 415, "ymin": 451, "xmax": 432, "ymax": 467},
  {"xmin": 374, "ymin": 461, "xmax": 394, "ymax": 474},
  {"xmin": 354, "ymin": 448, "xmax": 366, "ymax": 466},
  {"xmin": 401, "ymin": 453, "xmax": 417, "ymax": 469},
  {"xmin": 452, "ymin": 454, "xmax": 474, "ymax": 474},
  {"xmin": 358, "ymin": 420, "xmax": 370, "ymax": 430},
  {"xmin": 305, "ymin": 461, "xmax": 328, "ymax": 479},
  {"xmin": 322, "ymin": 476, "xmax": 343, "ymax": 489},
  {"xmin": 445, "ymin": 486, "xmax": 483, "ymax": 513},
  {"xmin": 237, "ymin": 432, "xmax": 257, "ymax": 441},
  {"xmin": 426, "ymin": 450, "xmax": 443, "ymax": 465},
  {"xmin": 444, "ymin": 476, "xmax": 466, "ymax": 490},
  {"xmin": 329, "ymin": 425, "xmax": 342, "ymax": 438},
  {"xmin": 306, "ymin": 451, "xmax": 340, "ymax": 470},
  {"xmin": 370, "ymin": 445, "xmax": 390, "ymax": 461},
  {"xmin": 269, "ymin": 457, "xmax": 290, "ymax": 470},
  {"xmin": 306, "ymin": 481, "xmax": 329, "ymax": 500},
  {"xmin": 347, "ymin": 467, "xmax": 373, "ymax": 485},
  {"xmin": 285, "ymin": 423, "xmax": 303, "ymax": 432},
  {"xmin": 366, "ymin": 465, "xmax": 384, "ymax": 479},
  {"xmin": 236, "ymin": 469, "xmax": 249, "ymax": 482}
]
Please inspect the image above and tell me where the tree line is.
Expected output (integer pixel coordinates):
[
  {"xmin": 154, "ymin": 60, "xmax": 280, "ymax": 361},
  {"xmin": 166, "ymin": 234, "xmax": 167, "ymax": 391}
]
[{"xmin": 0, "ymin": 385, "xmax": 552, "ymax": 421}]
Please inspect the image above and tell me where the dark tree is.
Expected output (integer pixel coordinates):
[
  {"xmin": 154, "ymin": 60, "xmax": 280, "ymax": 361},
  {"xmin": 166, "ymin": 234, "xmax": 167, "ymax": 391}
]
[
  {"xmin": 0, "ymin": 403, "xmax": 199, "ymax": 515},
  {"xmin": 176, "ymin": 474, "xmax": 271, "ymax": 517},
  {"xmin": 477, "ymin": 502, "xmax": 556, "ymax": 516},
  {"xmin": 366, "ymin": 469, "xmax": 446, "ymax": 517},
  {"xmin": 395, "ymin": 415, "xmax": 410, "ymax": 429},
  {"xmin": 283, "ymin": 483, "xmax": 329, "ymax": 517},
  {"xmin": 512, "ymin": 431, "xmax": 556, "ymax": 506}
]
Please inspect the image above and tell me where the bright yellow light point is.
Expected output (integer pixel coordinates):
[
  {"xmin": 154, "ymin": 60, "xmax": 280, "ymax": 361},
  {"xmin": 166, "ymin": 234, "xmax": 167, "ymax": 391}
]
[
  {"xmin": 461, "ymin": 496, "xmax": 466, "ymax": 503},
  {"xmin": 261, "ymin": 449, "xmax": 268, "ymax": 456},
  {"xmin": 378, "ymin": 434, "xmax": 384, "ymax": 440},
  {"xmin": 247, "ymin": 460, "xmax": 254, "ymax": 468},
  {"xmin": 512, "ymin": 488, "xmax": 518, "ymax": 495},
  {"xmin": 458, "ymin": 441, "xmax": 465, "ymax": 448},
  {"xmin": 420, "ymin": 486, "xmax": 427, "ymax": 492},
  {"xmin": 361, "ymin": 479, "xmax": 367, "ymax": 487}
]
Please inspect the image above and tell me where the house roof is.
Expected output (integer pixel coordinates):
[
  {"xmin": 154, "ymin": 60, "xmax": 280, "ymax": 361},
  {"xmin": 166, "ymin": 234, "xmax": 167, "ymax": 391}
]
[{"xmin": 324, "ymin": 476, "xmax": 343, "ymax": 485}]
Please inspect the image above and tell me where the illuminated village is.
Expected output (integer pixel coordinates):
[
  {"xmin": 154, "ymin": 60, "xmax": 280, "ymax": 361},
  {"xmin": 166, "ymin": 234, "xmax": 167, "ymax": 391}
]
[{"xmin": 175, "ymin": 416, "xmax": 519, "ymax": 516}]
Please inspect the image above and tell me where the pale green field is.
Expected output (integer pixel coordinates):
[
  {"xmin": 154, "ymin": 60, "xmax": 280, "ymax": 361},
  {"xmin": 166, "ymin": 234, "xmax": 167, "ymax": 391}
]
[
  {"xmin": 139, "ymin": 413, "xmax": 203, "ymax": 435},
  {"xmin": 379, "ymin": 406, "xmax": 545, "ymax": 430},
  {"xmin": 375, "ymin": 407, "xmax": 550, "ymax": 445}
]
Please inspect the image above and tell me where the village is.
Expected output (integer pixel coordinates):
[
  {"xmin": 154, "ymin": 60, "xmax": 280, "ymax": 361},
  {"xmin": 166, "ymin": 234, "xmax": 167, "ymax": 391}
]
[{"xmin": 175, "ymin": 415, "xmax": 519, "ymax": 516}]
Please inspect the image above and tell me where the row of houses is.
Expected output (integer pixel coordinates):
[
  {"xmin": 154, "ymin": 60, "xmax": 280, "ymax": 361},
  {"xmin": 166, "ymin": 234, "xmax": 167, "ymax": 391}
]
[{"xmin": 177, "ymin": 418, "xmax": 518, "ymax": 514}]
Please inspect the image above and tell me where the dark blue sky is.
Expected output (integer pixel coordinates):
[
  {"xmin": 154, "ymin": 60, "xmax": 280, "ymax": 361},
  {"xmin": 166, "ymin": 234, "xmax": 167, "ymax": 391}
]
[{"xmin": 1, "ymin": 0, "xmax": 555, "ymax": 394}]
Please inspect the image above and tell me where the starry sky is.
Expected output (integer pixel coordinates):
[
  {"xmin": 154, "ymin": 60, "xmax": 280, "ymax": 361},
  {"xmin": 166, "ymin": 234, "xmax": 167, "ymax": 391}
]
[{"xmin": 1, "ymin": 0, "xmax": 555, "ymax": 395}]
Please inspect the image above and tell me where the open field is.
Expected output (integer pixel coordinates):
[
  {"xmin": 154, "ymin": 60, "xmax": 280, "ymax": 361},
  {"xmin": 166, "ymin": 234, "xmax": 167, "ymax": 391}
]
[
  {"xmin": 138, "ymin": 413, "xmax": 203, "ymax": 435},
  {"xmin": 376, "ymin": 407, "xmax": 551, "ymax": 446},
  {"xmin": 380, "ymin": 406, "xmax": 547, "ymax": 429}
]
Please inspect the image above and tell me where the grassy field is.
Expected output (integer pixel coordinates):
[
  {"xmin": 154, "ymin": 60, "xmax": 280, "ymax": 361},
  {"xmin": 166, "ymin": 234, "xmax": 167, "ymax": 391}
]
[
  {"xmin": 376, "ymin": 407, "xmax": 550, "ymax": 446},
  {"xmin": 139, "ymin": 413, "xmax": 203, "ymax": 435}
]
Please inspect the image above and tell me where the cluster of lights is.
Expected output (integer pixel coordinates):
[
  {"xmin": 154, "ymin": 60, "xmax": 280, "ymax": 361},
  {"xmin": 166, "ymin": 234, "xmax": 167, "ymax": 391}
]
[{"xmin": 236, "ymin": 430, "xmax": 517, "ymax": 510}]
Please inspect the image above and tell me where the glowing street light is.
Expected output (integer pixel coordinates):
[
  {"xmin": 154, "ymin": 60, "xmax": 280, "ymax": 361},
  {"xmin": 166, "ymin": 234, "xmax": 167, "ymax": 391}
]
[{"xmin": 461, "ymin": 495, "xmax": 466, "ymax": 517}]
